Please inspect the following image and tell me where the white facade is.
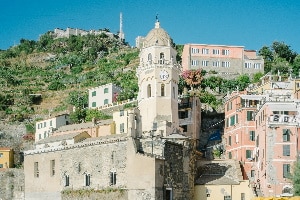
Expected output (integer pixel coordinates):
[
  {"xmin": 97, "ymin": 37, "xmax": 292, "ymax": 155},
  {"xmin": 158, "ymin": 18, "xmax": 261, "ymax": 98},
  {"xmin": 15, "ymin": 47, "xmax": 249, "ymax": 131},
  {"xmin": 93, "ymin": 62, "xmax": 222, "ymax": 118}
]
[
  {"xmin": 35, "ymin": 114, "xmax": 70, "ymax": 142},
  {"xmin": 88, "ymin": 83, "xmax": 122, "ymax": 109},
  {"xmin": 137, "ymin": 20, "xmax": 181, "ymax": 136}
]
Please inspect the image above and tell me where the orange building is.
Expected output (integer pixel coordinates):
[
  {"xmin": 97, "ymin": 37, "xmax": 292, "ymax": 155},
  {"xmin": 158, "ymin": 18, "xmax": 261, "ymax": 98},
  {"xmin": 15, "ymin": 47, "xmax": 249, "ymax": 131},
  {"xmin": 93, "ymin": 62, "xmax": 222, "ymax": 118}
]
[{"xmin": 0, "ymin": 147, "xmax": 14, "ymax": 169}]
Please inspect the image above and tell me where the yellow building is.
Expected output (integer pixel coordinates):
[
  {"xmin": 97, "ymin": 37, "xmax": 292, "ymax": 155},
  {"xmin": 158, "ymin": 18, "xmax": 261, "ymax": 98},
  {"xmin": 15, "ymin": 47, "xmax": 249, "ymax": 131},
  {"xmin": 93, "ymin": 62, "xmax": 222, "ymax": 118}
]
[{"xmin": 0, "ymin": 147, "xmax": 14, "ymax": 169}]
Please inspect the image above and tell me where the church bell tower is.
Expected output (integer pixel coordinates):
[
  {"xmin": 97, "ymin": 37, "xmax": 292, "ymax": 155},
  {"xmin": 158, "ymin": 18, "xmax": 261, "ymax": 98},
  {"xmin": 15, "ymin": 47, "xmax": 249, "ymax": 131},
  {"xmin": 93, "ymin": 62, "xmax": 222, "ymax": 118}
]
[{"xmin": 137, "ymin": 19, "xmax": 181, "ymax": 136}]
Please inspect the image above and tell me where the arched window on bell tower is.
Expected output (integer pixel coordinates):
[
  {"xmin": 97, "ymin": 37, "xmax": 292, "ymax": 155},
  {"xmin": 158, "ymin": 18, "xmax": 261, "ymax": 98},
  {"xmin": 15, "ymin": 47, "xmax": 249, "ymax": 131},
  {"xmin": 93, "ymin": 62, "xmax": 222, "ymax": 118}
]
[
  {"xmin": 148, "ymin": 53, "xmax": 152, "ymax": 63},
  {"xmin": 147, "ymin": 84, "xmax": 151, "ymax": 98},
  {"xmin": 161, "ymin": 84, "xmax": 165, "ymax": 96},
  {"xmin": 160, "ymin": 53, "xmax": 164, "ymax": 64}
]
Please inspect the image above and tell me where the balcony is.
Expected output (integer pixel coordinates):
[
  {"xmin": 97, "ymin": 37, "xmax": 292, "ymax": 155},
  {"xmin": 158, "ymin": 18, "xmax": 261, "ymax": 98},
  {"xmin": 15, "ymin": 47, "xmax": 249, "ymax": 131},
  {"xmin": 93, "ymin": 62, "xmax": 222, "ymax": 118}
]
[{"xmin": 268, "ymin": 114, "xmax": 299, "ymax": 126}]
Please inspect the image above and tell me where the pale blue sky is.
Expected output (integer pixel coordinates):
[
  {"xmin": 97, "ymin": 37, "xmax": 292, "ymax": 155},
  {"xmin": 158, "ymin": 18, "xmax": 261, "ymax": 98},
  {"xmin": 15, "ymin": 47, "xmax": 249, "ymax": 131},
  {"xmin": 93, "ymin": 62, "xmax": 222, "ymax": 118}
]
[{"xmin": 1, "ymin": 0, "xmax": 299, "ymax": 52}]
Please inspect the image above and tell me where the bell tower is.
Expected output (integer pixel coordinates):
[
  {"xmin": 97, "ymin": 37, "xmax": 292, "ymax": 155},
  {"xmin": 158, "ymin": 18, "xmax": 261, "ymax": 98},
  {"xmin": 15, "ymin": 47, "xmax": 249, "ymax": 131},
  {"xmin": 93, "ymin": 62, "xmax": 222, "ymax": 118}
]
[{"xmin": 137, "ymin": 19, "xmax": 181, "ymax": 136}]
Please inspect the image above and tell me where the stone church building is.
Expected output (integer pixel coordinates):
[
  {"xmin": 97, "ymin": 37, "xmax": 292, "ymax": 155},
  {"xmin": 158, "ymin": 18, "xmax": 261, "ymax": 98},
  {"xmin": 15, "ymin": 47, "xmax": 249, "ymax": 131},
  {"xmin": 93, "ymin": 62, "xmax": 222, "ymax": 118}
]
[{"xmin": 24, "ymin": 19, "xmax": 200, "ymax": 200}]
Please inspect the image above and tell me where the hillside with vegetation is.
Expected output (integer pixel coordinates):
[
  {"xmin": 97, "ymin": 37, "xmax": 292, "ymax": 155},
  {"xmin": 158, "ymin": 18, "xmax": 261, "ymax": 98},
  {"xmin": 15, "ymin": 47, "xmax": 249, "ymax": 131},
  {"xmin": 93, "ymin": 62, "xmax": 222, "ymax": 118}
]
[
  {"xmin": 0, "ymin": 30, "xmax": 139, "ymax": 127},
  {"xmin": 0, "ymin": 27, "xmax": 299, "ymax": 133}
]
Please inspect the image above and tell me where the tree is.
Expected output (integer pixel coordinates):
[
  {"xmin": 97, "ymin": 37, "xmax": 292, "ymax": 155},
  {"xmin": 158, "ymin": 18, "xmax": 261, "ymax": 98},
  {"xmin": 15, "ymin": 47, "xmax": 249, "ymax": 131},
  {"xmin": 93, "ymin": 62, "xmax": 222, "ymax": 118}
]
[
  {"xmin": 292, "ymin": 161, "xmax": 300, "ymax": 196},
  {"xmin": 68, "ymin": 91, "xmax": 88, "ymax": 108},
  {"xmin": 259, "ymin": 41, "xmax": 298, "ymax": 74},
  {"xmin": 252, "ymin": 72, "xmax": 264, "ymax": 83},
  {"xmin": 85, "ymin": 109, "xmax": 111, "ymax": 122},
  {"xmin": 271, "ymin": 41, "xmax": 297, "ymax": 63},
  {"xmin": 181, "ymin": 69, "xmax": 203, "ymax": 89},
  {"xmin": 70, "ymin": 108, "xmax": 86, "ymax": 123},
  {"xmin": 236, "ymin": 75, "xmax": 251, "ymax": 91}
]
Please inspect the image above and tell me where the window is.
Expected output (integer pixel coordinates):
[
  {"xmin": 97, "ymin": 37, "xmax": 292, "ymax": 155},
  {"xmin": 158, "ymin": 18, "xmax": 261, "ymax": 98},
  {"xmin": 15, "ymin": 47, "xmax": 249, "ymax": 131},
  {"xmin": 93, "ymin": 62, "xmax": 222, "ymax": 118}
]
[
  {"xmin": 34, "ymin": 162, "xmax": 39, "ymax": 178},
  {"xmin": 227, "ymin": 102, "xmax": 232, "ymax": 111},
  {"xmin": 159, "ymin": 53, "xmax": 165, "ymax": 64},
  {"xmin": 104, "ymin": 88, "xmax": 109, "ymax": 94},
  {"xmin": 191, "ymin": 60, "xmax": 199, "ymax": 66},
  {"xmin": 161, "ymin": 84, "xmax": 165, "ymax": 96},
  {"xmin": 44, "ymin": 131, "xmax": 47, "ymax": 138},
  {"xmin": 230, "ymin": 115, "xmax": 235, "ymax": 126},
  {"xmin": 0, "ymin": 164, "xmax": 3, "ymax": 168},
  {"xmin": 283, "ymin": 164, "xmax": 291, "ymax": 178},
  {"xmin": 283, "ymin": 129, "xmax": 291, "ymax": 142},
  {"xmin": 246, "ymin": 150, "xmax": 252, "ymax": 159},
  {"xmin": 148, "ymin": 53, "xmax": 152, "ymax": 61},
  {"xmin": 39, "ymin": 134, "xmax": 41, "ymax": 140},
  {"xmin": 179, "ymin": 110, "xmax": 188, "ymax": 119},
  {"xmin": 104, "ymin": 99, "xmax": 109, "ymax": 105},
  {"xmin": 283, "ymin": 145, "xmax": 290, "ymax": 156},
  {"xmin": 50, "ymin": 120, "xmax": 52, "ymax": 126},
  {"xmin": 247, "ymin": 111, "xmax": 254, "ymax": 121},
  {"xmin": 0, "ymin": 153, "xmax": 3, "ymax": 157},
  {"xmin": 224, "ymin": 195, "xmax": 231, "ymax": 200},
  {"xmin": 235, "ymin": 134, "xmax": 239, "ymax": 143},
  {"xmin": 65, "ymin": 175, "xmax": 70, "ymax": 187},
  {"xmin": 228, "ymin": 151, "xmax": 232, "ymax": 159},
  {"xmin": 226, "ymin": 118, "xmax": 229, "ymax": 127},
  {"xmin": 85, "ymin": 174, "xmax": 90, "ymax": 186},
  {"xmin": 92, "ymin": 102, "xmax": 96, "ymax": 107},
  {"xmin": 213, "ymin": 61, "xmax": 220, "ymax": 67},
  {"xmin": 147, "ymin": 84, "xmax": 151, "ymax": 97},
  {"xmin": 254, "ymin": 63, "xmax": 261, "ymax": 69},
  {"xmin": 44, "ymin": 122, "xmax": 46, "ymax": 127},
  {"xmin": 173, "ymin": 87, "xmax": 175, "ymax": 99},
  {"xmin": 250, "ymin": 131, "xmax": 255, "ymax": 141},
  {"xmin": 120, "ymin": 110, "xmax": 124, "ymax": 116},
  {"xmin": 120, "ymin": 123, "xmax": 125, "ymax": 133},
  {"xmin": 251, "ymin": 170, "xmax": 255, "ymax": 177},
  {"xmin": 50, "ymin": 160, "xmax": 55, "ymax": 176},
  {"xmin": 202, "ymin": 48, "xmax": 209, "ymax": 54},
  {"xmin": 245, "ymin": 63, "xmax": 252, "ymax": 68},
  {"xmin": 110, "ymin": 171, "xmax": 116, "ymax": 185},
  {"xmin": 228, "ymin": 136, "xmax": 232, "ymax": 146},
  {"xmin": 222, "ymin": 61, "xmax": 230, "ymax": 67},
  {"xmin": 241, "ymin": 193, "xmax": 245, "ymax": 200},
  {"xmin": 92, "ymin": 91, "xmax": 96, "ymax": 97},
  {"xmin": 202, "ymin": 60, "xmax": 209, "ymax": 66},
  {"xmin": 222, "ymin": 49, "xmax": 230, "ymax": 55},
  {"xmin": 191, "ymin": 48, "xmax": 199, "ymax": 54},
  {"xmin": 213, "ymin": 49, "xmax": 220, "ymax": 55},
  {"xmin": 181, "ymin": 125, "xmax": 188, "ymax": 132}
]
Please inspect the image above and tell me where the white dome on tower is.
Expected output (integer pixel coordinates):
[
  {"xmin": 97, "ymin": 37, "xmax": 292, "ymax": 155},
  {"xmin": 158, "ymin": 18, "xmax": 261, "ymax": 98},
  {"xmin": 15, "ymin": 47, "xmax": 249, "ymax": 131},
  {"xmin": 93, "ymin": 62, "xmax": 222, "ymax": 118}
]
[{"xmin": 143, "ymin": 20, "xmax": 173, "ymax": 48}]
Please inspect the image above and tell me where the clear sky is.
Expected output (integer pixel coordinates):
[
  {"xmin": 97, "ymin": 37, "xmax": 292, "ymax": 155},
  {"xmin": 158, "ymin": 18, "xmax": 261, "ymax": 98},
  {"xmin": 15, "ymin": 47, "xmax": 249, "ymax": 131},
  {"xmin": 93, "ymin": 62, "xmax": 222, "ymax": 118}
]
[{"xmin": 1, "ymin": 0, "xmax": 299, "ymax": 52}]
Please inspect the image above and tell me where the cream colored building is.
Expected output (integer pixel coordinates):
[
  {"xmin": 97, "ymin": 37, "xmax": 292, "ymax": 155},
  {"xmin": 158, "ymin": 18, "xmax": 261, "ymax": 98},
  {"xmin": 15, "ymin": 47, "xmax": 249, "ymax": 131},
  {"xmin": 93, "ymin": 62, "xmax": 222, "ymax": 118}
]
[
  {"xmin": 35, "ymin": 114, "xmax": 71, "ymax": 142},
  {"xmin": 88, "ymin": 83, "xmax": 122, "ymax": 109},
  {"xmin": 194, "ymin": 160, "xmax": 254, "ymax": 200}
]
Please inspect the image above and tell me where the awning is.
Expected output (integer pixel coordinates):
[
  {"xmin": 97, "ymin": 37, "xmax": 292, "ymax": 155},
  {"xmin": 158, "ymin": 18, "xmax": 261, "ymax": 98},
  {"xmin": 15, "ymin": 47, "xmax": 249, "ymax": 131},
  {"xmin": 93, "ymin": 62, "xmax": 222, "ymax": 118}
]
[{"xmin": 268, "ymin": 103, "xmax": 297, "ymax": 111}]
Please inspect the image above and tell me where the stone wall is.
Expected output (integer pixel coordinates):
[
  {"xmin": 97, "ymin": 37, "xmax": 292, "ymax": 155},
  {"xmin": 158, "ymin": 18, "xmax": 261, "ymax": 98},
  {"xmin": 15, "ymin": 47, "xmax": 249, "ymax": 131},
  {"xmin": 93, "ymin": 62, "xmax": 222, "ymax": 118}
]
[{"xmin": 0, "ymin": 169, "xmax": 25, "ymax": 200}]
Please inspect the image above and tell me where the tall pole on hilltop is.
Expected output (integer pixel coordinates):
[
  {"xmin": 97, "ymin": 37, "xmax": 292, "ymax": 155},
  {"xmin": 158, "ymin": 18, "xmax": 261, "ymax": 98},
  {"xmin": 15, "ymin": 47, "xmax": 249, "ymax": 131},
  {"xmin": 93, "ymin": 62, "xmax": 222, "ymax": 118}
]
[{"xmin": 119, "ymin": 12, "xmax": 124, "ymax": 41}]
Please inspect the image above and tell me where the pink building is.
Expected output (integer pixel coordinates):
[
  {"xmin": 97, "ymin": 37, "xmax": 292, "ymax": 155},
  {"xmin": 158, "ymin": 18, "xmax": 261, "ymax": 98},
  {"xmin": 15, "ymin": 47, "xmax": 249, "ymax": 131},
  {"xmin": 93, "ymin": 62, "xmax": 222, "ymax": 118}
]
[
  {"xmin": 181, "ymin": 44, "xmax": 264, "ymax": 78},
  {"xmin": 224, "ymin": 75, "xmax": 300, "ymax": 197},
  {"xmin": 224, "ymin": 91, "xmax": 266, "ymax": 178},
  {"xmin": 253, "ymin": 99, "xmax": 298, "ymax": 197}
]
